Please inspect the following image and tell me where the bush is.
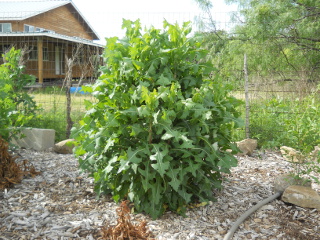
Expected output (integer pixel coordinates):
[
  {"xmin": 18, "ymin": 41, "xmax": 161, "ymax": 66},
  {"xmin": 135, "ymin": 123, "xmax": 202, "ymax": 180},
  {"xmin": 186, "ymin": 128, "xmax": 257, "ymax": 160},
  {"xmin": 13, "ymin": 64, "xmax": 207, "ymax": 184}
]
[
  {"xmin": 249, "ymin": 90, "xmax": 320, "ymax": 183},
  {"xmin": 0, "ymin": 48, "xmax": 38, "ymax": 141},
  {"xmin": 73, "ymin": 19, "xmax": 243, "ymax": 219},
  {"xmin": 250, "ymin": 91, "xmax": 320, "ymax": 152}
]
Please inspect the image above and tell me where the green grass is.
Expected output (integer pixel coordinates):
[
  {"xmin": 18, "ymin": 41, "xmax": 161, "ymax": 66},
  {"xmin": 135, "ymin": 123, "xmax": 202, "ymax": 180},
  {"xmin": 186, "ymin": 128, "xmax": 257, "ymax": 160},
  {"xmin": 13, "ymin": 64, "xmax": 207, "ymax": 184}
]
[
  {"xmin": 248, "ymin": 93, "xmax": 320, "ymax": 151},
  {"xmin": 25, "ymin": 87, "xmax": 95, "ymax": 142},
  {"xmin": 231, "ymin": 79, "xmax": 320, "ymax": 151}
]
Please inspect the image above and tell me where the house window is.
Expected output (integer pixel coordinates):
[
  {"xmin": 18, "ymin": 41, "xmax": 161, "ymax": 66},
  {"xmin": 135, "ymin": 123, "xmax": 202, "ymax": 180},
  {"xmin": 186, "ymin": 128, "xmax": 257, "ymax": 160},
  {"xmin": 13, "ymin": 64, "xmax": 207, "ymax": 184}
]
[
  {"xmin": 24, "ymin": 24, "xmax": 35, "ymax": 32},
  {"xmin": 29, "ymin": 46, "xmax": 37, "ymax": 60},
  {"xmin": 29, "ymin": 46, "xmax": 49, "ymax": 61},
  {"xmin": 43, "ymin": 47, "xmax": 49, "ymax": 61},
  {"xmin": 35, "ymin": 27, "xmax": 45, "ymax": 32},
  {"xmin": 0, "ymin": 23, "xmax": 12, "ymax": 32}
]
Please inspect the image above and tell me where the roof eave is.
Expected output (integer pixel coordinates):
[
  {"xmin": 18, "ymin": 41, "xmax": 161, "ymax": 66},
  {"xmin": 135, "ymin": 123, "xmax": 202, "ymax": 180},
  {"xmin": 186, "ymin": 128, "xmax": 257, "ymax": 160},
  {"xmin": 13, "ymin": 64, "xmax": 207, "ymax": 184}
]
[
  {"xmin": 0, "ymin": 32, "xmax": 104, "ymax": 48},
  {"xmin": 0, "ymin": 1, "xmax": 70, "ymax": 21}
]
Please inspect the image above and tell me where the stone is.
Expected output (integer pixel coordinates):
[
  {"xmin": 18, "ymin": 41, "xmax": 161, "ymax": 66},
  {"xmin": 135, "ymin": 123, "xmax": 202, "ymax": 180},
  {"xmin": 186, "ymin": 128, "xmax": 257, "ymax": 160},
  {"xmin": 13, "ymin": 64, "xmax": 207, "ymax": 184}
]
[
  {"xmin": 236, "ymin": 138, "xmax": 257, "ymax": 156},
  {"xmin": 280, "ymin": 146, "xmax": 304, "ymax": 163},
  {"xmin": 53, "ymin": 139, "xmax": 75, "ymax": 154},
  {"xmin": 281, "ymin": 185, "xmax": 320, "ymax": 210},
  {"xmin": 274, "ymin": 174, "xmax": 311, "ymax": 193},
  {"xmin": 310, "ymin": 145, "xmax": 320, "ymax": 161},
  {"xmin": 11, "ymin": 128, "xmax": 55, "ymax": 151}
]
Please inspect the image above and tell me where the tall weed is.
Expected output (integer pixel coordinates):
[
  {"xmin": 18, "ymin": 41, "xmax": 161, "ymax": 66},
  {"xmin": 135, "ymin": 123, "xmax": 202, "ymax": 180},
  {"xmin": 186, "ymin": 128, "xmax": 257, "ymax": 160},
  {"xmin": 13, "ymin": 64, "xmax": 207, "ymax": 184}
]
[
  {"xmin": 250, "ymin": 88, "xmax": 320, "ymax": 151},
  {"xmin": 249, "ymin": 86, "xmax": 320, "ymax": 182}
]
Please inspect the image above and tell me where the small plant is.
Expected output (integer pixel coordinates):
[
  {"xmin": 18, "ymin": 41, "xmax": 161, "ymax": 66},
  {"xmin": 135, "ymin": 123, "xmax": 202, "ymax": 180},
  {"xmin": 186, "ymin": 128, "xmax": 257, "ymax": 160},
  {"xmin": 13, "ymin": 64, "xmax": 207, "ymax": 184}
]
[
  {"xmin": 73, "ymin": 19, "xmax": 243, "ymax": 219},
  {"xmin": 288, "ymin": 150, "xmax": 320, "ymax": 185}
]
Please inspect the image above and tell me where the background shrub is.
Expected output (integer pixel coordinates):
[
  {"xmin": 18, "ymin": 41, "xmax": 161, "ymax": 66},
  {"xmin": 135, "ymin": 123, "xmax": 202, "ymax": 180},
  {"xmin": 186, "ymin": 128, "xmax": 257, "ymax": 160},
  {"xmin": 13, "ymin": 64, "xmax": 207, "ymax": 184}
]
[
  {"xmin": 0, "ymin": 48, "xmax": 38, "ymax": 141},
  {"xmin": 250, "ymin": 90, "xmax": 320, "ymax": 152}
]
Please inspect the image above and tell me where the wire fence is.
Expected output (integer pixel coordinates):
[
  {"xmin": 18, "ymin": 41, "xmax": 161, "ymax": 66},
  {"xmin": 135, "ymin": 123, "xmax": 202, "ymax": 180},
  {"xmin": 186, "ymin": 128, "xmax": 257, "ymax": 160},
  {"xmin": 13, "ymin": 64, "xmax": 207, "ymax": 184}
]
[{"xmin": 1, "ymin": 6, "xmax": 319, "ymax": 146}]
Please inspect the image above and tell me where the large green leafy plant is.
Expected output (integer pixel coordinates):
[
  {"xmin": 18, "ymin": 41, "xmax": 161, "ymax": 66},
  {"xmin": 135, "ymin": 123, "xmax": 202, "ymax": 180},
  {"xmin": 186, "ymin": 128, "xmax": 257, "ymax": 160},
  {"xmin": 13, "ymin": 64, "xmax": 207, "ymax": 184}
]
[
  {"xmin": 73, "ymin": 20, "xmax": 243, "ymax": 219},
  {"xmin": 0, "ymin": 47, "xmax": 38, "ymax": 141}
]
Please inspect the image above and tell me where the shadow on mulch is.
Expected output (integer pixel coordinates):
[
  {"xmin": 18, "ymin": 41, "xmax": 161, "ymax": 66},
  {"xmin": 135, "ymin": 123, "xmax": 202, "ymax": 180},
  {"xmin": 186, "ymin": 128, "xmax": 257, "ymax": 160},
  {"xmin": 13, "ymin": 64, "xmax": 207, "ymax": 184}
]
[{"xmin": 275, "ymin": 203, "xmax": 320, "ymax": 240}]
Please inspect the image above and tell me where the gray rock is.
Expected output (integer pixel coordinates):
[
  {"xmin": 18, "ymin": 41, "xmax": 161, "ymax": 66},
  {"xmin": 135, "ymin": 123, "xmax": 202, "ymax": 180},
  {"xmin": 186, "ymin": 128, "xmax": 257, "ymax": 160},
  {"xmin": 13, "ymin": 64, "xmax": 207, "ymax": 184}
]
[
  {"xmin": 53, "ymin": 139, "xmax": 75, "ymax": 154},
  {"xmin": 274, "ymin": 174, "xmax": 311, "ymax": 193},
  {"xmin": 236, "ymin": 139, "xmax": 257, "ymax": 156},
  {"xmin": 281, "ymin": 185, "xmax": 320, "ymax": 210},
  {"xmin": 280, "ymin": 146, "xmax": 304, "ymax": 163}
]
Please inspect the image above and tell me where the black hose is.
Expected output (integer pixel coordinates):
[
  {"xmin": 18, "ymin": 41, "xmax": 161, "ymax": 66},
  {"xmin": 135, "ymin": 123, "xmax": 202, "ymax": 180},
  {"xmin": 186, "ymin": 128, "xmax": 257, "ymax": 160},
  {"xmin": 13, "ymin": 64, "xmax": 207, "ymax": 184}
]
[{"xmin": 223, "ymin": 191, "xmax": 282, "ymax": 240}]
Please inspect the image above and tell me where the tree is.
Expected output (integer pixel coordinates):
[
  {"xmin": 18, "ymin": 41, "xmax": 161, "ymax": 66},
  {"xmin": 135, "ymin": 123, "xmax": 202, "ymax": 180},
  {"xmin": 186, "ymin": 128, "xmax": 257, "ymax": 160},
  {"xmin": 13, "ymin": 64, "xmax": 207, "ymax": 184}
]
[
  {"xmin": 235, "ymin": 0, "xmax": 319, "ymax": 74},
  {"xmin": 73, "ymin": 19, "xmax": 242, "ymax": 219},
  {"xmin": 226, "ymin": 0, "xmax": 320, "ymax": 51},
  {"xmin": 195, "ymin": 0, "xmax": 320, "ymax": 81}
]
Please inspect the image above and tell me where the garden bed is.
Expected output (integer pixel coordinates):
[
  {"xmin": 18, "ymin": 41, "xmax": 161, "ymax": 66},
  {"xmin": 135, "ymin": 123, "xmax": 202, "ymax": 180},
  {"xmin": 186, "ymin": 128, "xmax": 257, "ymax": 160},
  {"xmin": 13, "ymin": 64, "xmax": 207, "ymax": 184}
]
[{"xmin": 0, "ymin": 149, "xmax": 319, "ymax": 240}]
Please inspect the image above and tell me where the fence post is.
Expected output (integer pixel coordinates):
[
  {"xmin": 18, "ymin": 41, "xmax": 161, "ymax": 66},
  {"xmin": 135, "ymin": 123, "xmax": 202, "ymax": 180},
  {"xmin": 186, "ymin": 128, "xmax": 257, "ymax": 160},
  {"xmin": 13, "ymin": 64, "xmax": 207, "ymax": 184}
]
[
  {"xmin": 65, "ymin": 57, "xmax": 73, "ymax": 139},
  {"xmin": 244, "ymin": 54, "xmax": 250, "ymax": 139}
]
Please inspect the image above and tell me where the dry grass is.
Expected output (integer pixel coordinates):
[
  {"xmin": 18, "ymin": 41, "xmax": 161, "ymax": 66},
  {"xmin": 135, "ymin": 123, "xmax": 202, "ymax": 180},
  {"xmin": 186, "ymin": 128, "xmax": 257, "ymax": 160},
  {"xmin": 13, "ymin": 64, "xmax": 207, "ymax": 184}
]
[
  {"xmin": 232, "ymin": 78, "xmax": 319, "ymax": 101},
  {"xmin": 31, "ymin": 91, "xmax": 96, "ymax": 113}
]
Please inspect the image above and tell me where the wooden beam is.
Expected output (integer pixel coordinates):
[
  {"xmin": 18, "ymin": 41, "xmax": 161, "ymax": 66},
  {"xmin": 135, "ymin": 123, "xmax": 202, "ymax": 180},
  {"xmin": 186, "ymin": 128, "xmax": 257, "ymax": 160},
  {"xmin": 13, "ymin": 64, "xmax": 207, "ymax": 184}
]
[{"xmin": 37, "ymin": 37, "xmax": 43, "ymax": 84}]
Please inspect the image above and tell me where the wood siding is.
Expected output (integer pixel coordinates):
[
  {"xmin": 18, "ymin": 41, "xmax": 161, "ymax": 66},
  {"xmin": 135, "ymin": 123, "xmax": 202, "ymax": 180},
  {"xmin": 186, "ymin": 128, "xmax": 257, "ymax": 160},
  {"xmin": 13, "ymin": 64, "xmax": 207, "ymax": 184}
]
[
  {"xmin": 13, "ymin": 5, "xmax": 94, "ymax": 40},
  {"xmin": 0, "ymin": 3, "xmax": 96, "ymax": 40}
]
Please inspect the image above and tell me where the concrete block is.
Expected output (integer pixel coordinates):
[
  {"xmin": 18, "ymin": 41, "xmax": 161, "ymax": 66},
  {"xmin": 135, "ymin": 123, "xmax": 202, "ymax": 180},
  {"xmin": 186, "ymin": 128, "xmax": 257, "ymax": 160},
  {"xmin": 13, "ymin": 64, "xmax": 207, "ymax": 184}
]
[{"xmin": 11, "ymin": 128, "xmax": 55, "ymax": 151}]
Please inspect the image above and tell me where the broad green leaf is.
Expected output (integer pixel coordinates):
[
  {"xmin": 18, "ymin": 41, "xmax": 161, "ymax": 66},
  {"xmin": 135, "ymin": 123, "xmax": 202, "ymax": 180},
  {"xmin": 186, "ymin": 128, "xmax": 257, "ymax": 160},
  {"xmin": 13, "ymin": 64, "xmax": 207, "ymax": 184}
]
[
  {"xmin": 178, "ymin": 188, "xmax": 192, "ymax": 203},
  {"xmin": 150, "ymin": 144, "xmax": 170, "ymax": 177},
  {"xmin": 138, "ymin": 163, "xmax": 156, "ymax": 192},
  {"xmin": 103, "ymin": 136, "xmax": 115, "ymax": 153},
  {"xmin": 137, "ymin": 106, "xmax": 150, "ymax": 117},
  {"xmin": 158, "ymin": 122, "xmax": 181, "ymax": 141},
  {"xmin": 132, "ymin": 60, "xmax": 144, "ymax": 70},
  {"xmin": 129, "ymin": 123, "xmax": 144, "ymax": 136},
  {"xmin": 103, "ymin": 156, "xmax": 118, "ymax": 173},
  {"xmin": 161, "ymin": 133, "xmax": 174, "ymax": 140},
  {"xmin": 156, "ymin": 74, "xmax": 171, "ymax": 85},
  {"xmin": 127, "ymin": 147, "xmax": 143, "ymax": 164},
  {"xmin": 153, "ymin": 110, "xmax": 160, "ymax": 124},
  {"xmin": 167, "ymin": 167, "xmax": 182, "ymax": 192},
  {"xmin": 118, "ymin": 159, "xmax": 130, "ymax": 173},
  {"xmin": 179, "ymin": 135, "xmax": 194, "ymax": 149},
  {"xmin": 217, "ymin": 154, "xmax": 238, "ymax": 171}
]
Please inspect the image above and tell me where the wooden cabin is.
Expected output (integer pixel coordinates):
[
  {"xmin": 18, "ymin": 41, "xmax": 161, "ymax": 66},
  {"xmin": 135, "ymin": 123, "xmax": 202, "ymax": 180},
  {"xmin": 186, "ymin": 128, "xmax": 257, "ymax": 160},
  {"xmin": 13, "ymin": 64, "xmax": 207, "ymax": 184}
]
[{"xmin": 0, "ymin": 0, "xmax": 104, "ymax": 84}]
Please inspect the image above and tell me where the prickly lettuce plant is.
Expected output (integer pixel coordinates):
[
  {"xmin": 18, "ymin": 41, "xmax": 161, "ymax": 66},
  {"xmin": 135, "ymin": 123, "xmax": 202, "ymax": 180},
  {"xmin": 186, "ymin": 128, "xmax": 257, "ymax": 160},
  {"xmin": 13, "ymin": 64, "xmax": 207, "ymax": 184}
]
[{"xmin": 73, "ymin": 19, "xmax": 243, "ymax": 219}]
